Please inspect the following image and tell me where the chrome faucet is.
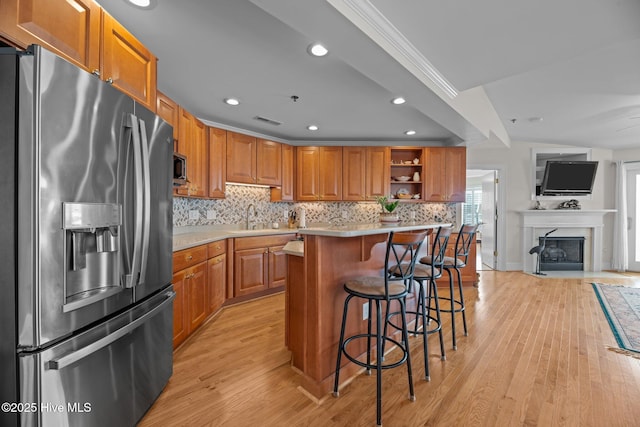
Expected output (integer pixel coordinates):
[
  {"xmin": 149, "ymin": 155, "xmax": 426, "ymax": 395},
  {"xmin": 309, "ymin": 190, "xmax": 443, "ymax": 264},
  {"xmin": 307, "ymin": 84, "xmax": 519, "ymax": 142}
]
[{"xmin": 246, "ymin": 203, "xmax": 257, "ymax": 229}]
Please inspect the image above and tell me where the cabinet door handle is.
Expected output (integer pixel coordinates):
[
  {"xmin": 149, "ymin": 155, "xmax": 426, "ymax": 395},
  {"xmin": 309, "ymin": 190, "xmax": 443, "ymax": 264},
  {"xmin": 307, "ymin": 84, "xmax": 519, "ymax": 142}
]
[{"xmin": 186, "ymin": 255, "xmax": 193, "ymax": 261}]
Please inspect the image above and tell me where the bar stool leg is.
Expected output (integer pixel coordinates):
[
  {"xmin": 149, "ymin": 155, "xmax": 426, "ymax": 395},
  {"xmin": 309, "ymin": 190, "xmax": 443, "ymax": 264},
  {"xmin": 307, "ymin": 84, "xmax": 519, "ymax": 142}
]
[
  {"xmin": 400, "ymin": 297, "xmax": 415, "ymax": 402},
  {"xmin": 429, "ymin": 279, "xmax": 446, "ymax": 361},
  {"xmin": 446, "ymin": 268, "xmax": 458, "ymax": 350},
  {"xmin": 375, "ymin": 299, "xmax": 383, "ymax": 426},
  {"xmin": 417, "ymin": 282, "xmax": 430, "ymax": 381},
  {"xmin": 333, "ymin": 294, "xmax": 353, "ymax": 397},
  {"xmin": 456, "ymin": 267, "xmax": 468, "ymax": 336},
  {"xmin": 367, "ymin": 298, "xmax": 373, "ymax": 374}
]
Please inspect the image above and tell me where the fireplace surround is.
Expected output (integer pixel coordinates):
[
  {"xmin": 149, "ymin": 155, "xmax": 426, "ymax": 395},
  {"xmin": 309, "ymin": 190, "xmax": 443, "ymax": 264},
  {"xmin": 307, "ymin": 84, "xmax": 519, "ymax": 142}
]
[{"xmin": 519, "ymin": 210, "xmax": 615, "ymax": 273}]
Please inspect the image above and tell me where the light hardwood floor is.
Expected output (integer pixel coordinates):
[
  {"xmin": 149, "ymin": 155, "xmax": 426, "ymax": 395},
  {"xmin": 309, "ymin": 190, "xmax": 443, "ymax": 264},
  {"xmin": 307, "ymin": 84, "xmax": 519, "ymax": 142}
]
[{"xmin": 140, "ymin": 271, "xmax": 640, "ymax": 426}]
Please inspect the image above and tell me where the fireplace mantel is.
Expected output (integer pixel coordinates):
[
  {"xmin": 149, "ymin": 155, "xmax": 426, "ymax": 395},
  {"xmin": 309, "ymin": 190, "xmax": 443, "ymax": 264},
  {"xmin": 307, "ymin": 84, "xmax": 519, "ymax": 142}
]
[{"xmin": 518, "ymin": 210, "xmax": 615, "ymax": 272}]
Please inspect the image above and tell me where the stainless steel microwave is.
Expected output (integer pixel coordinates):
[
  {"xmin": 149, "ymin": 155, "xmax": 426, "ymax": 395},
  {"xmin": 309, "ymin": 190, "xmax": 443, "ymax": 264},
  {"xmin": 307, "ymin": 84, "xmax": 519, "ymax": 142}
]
[{"xmin": 173, "ymin": 152, "xmax": 187, "ymax": 186}]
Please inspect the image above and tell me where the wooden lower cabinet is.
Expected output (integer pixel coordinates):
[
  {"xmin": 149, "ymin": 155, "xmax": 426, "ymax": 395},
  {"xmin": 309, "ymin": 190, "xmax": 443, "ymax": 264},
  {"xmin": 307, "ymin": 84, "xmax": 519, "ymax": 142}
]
[
  {"xmin": 269, "ymin": 245, "xmax": 287, "ymax": 288},
  {"xmin": 186, "ymin": 262, "xmax": 207, "ymax": 333},
  {"xmin": 234, "ymin": 247, "xmax": 269, "ymax": 297},
  {"xmin": 171, "ymin": 270, "xmax": 188, "ymax": 349},
  {"xmin": 171, "ymin": 260, "xmax": 206, "ymax": 349},
  {"xmin": 172, "ymin": 240, "xmax": 227, "ymax": 349},
  {"xmin": 232, "ymin": 234, "xmax": 295, "ymax": 298},
  {"xmin": 207, "ymin": 253, "xmax": 226, "ymax": 315}
]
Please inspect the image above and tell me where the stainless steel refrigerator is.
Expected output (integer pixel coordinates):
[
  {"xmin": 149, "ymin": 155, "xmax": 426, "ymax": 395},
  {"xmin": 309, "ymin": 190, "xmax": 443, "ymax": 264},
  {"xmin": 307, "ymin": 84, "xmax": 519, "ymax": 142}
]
[{"xmin": 0, "ymin": 45, "xmax": 175, "ymax": 426}]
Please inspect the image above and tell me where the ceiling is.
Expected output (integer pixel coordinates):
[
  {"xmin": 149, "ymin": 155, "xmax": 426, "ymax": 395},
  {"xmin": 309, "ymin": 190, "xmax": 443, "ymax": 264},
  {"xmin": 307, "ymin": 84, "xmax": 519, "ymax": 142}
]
[{"xmin": 97, "ymin": 0, "xmax": 640, "ymax": 150}]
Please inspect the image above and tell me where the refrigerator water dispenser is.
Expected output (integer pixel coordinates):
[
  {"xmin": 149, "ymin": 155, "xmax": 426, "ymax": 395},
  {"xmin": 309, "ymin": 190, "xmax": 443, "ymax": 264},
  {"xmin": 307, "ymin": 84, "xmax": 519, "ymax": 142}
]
[{"xmin": 62, "ymin": 202, "xmax": 123, "ymax": 312}]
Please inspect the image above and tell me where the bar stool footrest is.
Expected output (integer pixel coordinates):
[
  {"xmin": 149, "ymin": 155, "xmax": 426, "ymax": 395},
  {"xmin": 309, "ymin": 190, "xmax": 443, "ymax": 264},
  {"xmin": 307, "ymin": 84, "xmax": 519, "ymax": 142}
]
[{"xmin": 341, "ymin": 334, "xmax": 409, "ymax": 371}]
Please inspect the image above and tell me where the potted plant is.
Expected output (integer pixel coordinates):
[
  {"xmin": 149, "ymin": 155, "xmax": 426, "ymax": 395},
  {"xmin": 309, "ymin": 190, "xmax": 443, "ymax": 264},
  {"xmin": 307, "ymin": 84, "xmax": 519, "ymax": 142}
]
[{"xmin": 376, "ymin": 196, "xmax": 400, "ymax": 223}]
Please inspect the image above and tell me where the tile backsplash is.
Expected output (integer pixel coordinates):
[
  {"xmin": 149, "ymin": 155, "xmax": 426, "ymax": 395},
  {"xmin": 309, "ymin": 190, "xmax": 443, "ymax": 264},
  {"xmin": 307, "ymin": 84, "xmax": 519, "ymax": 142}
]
[{"xmin": 173, "ymin": 184, "xmax": 457, "ymax": 228}]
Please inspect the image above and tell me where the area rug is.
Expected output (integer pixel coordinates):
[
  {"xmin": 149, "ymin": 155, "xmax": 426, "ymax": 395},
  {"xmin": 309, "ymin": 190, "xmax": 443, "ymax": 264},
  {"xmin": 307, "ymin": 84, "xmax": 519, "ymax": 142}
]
[{"xmin": 592, "ymin": 283, "xmax": 640, "ymax": 358}]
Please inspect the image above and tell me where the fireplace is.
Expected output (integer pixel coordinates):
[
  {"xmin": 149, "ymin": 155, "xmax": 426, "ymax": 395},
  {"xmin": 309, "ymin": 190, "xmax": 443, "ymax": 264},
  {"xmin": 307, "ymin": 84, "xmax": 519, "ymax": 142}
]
[
  {"xmin": 539, "ymin": 236, "xmax": 585, "ymax": 271},
  {"xmin": 518, "ymin": 209, "xmax": 615, "ymax": 273}
]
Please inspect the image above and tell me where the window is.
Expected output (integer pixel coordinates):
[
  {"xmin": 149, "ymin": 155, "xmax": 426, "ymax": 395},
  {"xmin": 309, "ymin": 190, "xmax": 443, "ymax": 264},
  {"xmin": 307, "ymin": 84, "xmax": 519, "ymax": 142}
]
[{"xmin": 463, "ymin": 185, "xmax": 482, "ymax": 225}]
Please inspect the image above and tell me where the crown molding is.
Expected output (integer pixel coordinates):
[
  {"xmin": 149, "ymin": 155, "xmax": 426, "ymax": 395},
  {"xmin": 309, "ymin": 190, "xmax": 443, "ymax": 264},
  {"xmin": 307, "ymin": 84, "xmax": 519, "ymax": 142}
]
[{"xmin": 329, "ymin": 0, "xmax": 458, "ymax": 98}]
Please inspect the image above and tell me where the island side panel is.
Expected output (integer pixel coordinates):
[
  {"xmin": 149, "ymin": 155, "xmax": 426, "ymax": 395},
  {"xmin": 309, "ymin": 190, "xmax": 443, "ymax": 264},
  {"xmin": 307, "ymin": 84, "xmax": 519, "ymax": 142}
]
[
  {"xmin": 305, "ymin": 234, "xmax": 389, "ymax": 396},
  {"xmin": 286, "ymin": 254, "xmax": 305, "ymax": 363}
]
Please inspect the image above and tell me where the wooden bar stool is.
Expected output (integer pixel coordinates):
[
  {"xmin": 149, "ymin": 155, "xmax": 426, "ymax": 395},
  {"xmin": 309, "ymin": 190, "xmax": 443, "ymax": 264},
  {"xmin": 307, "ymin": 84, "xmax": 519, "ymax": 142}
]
[
  {"xmin": 333, "ymin": 230, "xmax": 429, "ymax": 426},
  {"xmin": 386, "ymin": 226, "xmax": 451, "ymax": 381},
  {"xmin": 420, "ymin": 224, "xmax": 478, "ymax": 350}
]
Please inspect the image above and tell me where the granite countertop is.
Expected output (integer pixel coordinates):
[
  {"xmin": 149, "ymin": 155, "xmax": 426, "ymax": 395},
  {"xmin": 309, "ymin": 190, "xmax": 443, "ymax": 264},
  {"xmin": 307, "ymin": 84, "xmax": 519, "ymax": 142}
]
[
  {"xmin": 173, "ymin": 224, "xmax": 299, "ymax": 251},
  {"xmin": 175, "ymin": 222, "xmax": 451, "ymax": 254},
  {"xmin": 298, "ymin": 221, "xmax": 449, "ymax": 238}
]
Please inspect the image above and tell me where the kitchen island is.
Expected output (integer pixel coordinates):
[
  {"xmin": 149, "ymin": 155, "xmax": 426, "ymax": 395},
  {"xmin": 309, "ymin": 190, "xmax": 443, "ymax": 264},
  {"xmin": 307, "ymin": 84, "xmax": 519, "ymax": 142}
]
[{"xmin": 285, "ymin": 222, "xmax": 449, "ymax": 400}]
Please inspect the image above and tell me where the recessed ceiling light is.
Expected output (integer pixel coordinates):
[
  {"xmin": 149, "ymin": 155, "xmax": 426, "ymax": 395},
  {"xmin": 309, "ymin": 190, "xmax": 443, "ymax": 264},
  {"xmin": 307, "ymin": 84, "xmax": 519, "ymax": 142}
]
[
  {"xmin": 224, "ymin": 98, "xmax": 240, "ymax": 106},
  {"xmin": 307, "ymin": 125, "xmax": 319, "ymax": 131},
  {"xmin": 392, "ymin": 97, "xmax": 406, "ymax": 105},
  {"xmin": 307, "ymin": 43, "xmax": 328, "ymax": 57},
  {"xmin": 404, "ymin": 130, "xmax": 416, "ymax": 136},
  {"xmin": 126, "ymin": 0, "xmax": 156, "ymax": 8}
]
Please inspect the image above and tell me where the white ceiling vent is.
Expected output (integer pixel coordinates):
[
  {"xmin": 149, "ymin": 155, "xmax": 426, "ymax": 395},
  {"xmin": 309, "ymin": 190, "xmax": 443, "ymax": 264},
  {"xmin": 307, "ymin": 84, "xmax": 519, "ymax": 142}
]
[{"xmin": 253, "ymin": 116, "xmax": 282, "ymax": 126}]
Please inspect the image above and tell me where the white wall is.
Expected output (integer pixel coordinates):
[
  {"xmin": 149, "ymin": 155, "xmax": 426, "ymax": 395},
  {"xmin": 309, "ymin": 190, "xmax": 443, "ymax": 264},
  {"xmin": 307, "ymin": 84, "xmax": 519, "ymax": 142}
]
[
  {"xmin": 613, "ymin": 148, "xmax": 640, "ymax": 161},
  {"xmin": 467, "ymin": 141, "xmax": 616, "ymax": 271}
]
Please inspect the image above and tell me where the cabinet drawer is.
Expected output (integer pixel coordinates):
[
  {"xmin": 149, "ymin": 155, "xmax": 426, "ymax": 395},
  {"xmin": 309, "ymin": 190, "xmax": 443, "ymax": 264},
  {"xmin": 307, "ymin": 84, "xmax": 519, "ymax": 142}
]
[
  {"xmin": 173, "ymin": 245, "xmax": 208, "ymax": 272},
  {"xmin": 207, "ymin": 240, "xmax": 226, "ymax": 258},
  {"xmin": 233, "ymin": 234, "xmax": 296, "ymax": 251}
]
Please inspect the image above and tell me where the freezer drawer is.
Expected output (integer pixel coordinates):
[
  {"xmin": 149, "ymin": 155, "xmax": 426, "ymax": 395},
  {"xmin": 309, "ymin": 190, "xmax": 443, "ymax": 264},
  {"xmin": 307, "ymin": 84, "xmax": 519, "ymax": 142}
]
[{"xmin": 18, "ymin": 287, "xmax": 175, "ymax": 427}]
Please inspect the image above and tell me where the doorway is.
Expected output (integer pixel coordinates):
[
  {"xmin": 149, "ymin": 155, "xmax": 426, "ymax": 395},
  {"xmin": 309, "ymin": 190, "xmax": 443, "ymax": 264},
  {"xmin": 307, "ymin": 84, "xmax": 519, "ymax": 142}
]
[
  {"xmin": 627, "ymin": 163, "xmax": 640, "ymax": 271},
  {"xmin": 465, "ymin": 169, "xmax": 499, "ymax": 270}
]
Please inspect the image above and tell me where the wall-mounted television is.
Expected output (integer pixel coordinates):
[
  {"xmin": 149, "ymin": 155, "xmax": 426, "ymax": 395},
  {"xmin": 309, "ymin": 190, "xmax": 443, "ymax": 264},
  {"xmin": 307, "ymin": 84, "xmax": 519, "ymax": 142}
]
[{"xmin": 539, "ymin": 160, "xmax": 598, "ymax": 196}]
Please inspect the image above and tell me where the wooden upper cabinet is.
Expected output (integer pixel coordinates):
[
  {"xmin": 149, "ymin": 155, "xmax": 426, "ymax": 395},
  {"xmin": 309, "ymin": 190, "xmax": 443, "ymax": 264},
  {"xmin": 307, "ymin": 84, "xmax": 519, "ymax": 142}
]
[
  {"xmin": 226, "ymin": 131, "xmax": 257, "ymax": 184},
  {"xmin": 319, "ymin": 146, "xmax": 343, "ymax": 200},
  {"xmin": 342, "ymin": 146, "xmax": 389, "ymax": 201},
  {"xmin": 256, "ymin": 139, "xmax": 282, "ymax": 186},
  {"xmin": 101, "ymin": 10, "xmax": 157, "ymax": 111},
  {"xmin": 156, "ymin": 91, "xmax": 179, "ymax": 150},
  {"xmin": 0, "ymin": 0, "xmax": 101, "ymax": 72},
  {"xmin": 226, "ymin": 133, "xmax": 282, "ymax": 186},
  {"xmin": 295, "ymin": 146, "xmax": 320, "ymax": 201},
  {"xmin": 176, "ymin": 107, "xmax": 208, "ymax": 197},
  {"xmin": 208, "ymin": 127, "xmax": 227, "ymax": 199},
  {"xmin": 271, "ymin": 143, "xmax": 294, "ymax": 202},
  {"xmin": 342, "ymin": 147, "xmax": 366, "ymax": 201},
  {"xmin": 366, "ymin": 146, "xmax": 390, "ymax": 199},
  {"xmin": 424, "ymin": 147, "xmax": 466, "ymax": 202},
  {"xmin": 296, "ymin": 146, "xmax": 342, "ymax": 201},
  {"xmin": 445, "ymin": 147, "xmax": 467, "ymax": 202}
]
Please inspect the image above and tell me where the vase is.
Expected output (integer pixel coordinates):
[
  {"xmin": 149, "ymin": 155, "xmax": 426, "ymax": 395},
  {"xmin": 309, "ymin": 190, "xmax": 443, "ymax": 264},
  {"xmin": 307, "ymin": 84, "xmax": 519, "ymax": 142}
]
[{"xmin": 379, "ymin": 212, "xmax": 400, "ymax": 223}]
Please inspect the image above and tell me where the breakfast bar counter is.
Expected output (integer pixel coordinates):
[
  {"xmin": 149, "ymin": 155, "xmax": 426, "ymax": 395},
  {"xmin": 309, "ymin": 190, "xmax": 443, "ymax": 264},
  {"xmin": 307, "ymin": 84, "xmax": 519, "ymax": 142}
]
[{"xmin": 285, "ymin": 222, "xmax": 448, "ymax": 400}]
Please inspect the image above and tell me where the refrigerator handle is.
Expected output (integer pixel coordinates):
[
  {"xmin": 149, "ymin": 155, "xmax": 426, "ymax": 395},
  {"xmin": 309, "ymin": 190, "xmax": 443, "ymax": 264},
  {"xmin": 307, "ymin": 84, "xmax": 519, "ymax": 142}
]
[
  {"xmin": 124, "ymin": 114, "xmax": 144, "ymax": 288},
  {"xmin": 48, "ymin": 290, "xmax": 176, "ymax": 370},
  {"xmin": 137, "ymin": 117, "xmax": 151, "ymax": 286}
]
